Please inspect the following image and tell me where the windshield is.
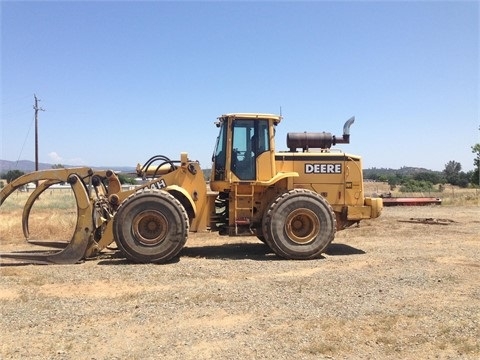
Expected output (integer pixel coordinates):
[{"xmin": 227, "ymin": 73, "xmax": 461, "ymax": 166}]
[{"xmin": 212, "ymin": 122, "xmax": 227, "ymax": 181}]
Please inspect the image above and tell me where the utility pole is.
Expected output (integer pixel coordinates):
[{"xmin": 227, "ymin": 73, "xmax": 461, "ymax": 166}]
[{"xmin": 33, "ymin": 94, "xmax": 45, "ymax": 173}]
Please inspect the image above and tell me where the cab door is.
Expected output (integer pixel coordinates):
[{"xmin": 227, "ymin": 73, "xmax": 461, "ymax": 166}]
[{"xmin": 229, "ymin": 118, "xmax": 274, "ymax": 181}]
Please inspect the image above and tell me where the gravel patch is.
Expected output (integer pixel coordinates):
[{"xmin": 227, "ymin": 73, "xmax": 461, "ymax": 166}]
[{"xmin": 1, "ymin": 206, "xmax": 479, "ymax": 359}]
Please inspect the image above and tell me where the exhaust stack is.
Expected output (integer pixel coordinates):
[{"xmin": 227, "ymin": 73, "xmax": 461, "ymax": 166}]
[{"xmin": 287, "ymin": 116, "xmax": 355, "ymax": 151}]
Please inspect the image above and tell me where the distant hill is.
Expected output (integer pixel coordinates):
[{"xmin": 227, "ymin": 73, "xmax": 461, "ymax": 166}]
[
  {"xmin": 0, "ymin": 160, "xmax": 135, "ymax": 174},
  {"xmin": 0, "ymin": 160, "xmax": 53, "ymax": 173}
]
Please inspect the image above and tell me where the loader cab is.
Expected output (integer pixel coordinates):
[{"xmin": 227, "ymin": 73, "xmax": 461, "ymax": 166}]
[{"xmin": 210, "ymin": 113, "xmax": 281, "ymax": 191}]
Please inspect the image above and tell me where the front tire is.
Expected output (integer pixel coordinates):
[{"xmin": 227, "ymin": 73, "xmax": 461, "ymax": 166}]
[
  {"xmin": 262, "ymin": 189, "xmax": 336, "ymax": 260},
  {"xmin": 113, "ymin": 189, "xmax": 188, "ymax": 263}
]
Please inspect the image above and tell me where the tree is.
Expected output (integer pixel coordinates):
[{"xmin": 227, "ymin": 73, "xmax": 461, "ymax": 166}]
[
  {"xmin": 443, "ymin": 160, "xmax": 462, "ymax": 185},
  {"xmin": 472, "ymin": 143, "xmax": 480, "ymax": 186},
  {"xmin": 4, "ymin": 170, "xmax": 25, "ymax": 183},
  {"xmin": 473, "ymin": 143, "xmax": 480, "ymax": 168},
  {"xmin": 413, "ymin": 171, "xmax": 442, "ymax": 184},
  {"xmin": 457, "ymin": 172, "xmax": 471, "ymax": 188},
  {"xmin": 399, "ymin": 179, "xmax": 435, "ymax": 193},
  {"xmin": 117, "ymin": 173, "xmax": 136, "ymax": 185}
]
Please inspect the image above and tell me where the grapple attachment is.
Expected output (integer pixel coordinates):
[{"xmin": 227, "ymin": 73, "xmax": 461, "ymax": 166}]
[{"xmin": 0, "ymin": 168, "xmax": 120, "ymax": 264}]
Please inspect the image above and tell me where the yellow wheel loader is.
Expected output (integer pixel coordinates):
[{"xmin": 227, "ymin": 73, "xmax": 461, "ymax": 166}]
[{"xmin": 0, "ymin": 113, "xmax": 382, "ymax": 264}]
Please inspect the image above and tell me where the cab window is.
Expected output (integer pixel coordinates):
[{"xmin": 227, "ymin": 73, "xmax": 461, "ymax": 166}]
[{"xmin": 231, "ymin": 119, "xmax": 269, "ymax": 180}]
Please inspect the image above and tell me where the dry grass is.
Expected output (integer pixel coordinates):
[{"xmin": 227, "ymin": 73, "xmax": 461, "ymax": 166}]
[{"xmin": 0, "ymin": 189, "xmax": 77, "ymax": 243}]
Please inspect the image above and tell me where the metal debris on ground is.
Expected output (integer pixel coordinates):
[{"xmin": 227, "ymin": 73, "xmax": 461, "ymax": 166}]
[{"xmin": 398, "ymin": 218, "xmax": 457, "ymax": 225}]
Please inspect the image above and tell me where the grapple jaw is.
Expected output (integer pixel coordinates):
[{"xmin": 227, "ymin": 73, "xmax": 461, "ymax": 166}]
[{"xmin": 0, "ymin": 168, "xmax": 120, "ymax": 264}]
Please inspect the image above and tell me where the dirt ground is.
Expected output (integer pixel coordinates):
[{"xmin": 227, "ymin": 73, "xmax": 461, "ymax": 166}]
[{"xmin": 1, "ymin": 205, "xmax": 479, "ymax": 359}]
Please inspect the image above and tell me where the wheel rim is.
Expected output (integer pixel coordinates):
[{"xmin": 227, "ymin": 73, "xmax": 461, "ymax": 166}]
[
  {"xmin": 132, "ymin": 210, "xmax": 168, "ymax": 246},
  {"xmin": 285, "ymin": 208, "xmax": 320, "ymax": 244}
]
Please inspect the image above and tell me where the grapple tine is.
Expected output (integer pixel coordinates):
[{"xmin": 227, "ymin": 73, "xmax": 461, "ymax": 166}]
[
  {"xmin": 0, "ymin": 229, "xmax": 89, "ymax": 264},
  {"xmin": 0, "ymin": 253, "xmax": 52, "ymax": 265},
  {"xmin": 0, "ymin": 215, "xmax": 91, "ymax": 265},
  {"xmin": 1, "ymin": 170, "xmax": 97, "ymax": 265},
  {"xmin": 26, "ymin": 240, "xmax": 69, "ymax": 248},
  {"xmin": 1, "ymin": 167, "xmax": 93, "ymax": 204},
  {"xmin": 22, "ymin": 179, "xmax": 60, "ymax": 239}
]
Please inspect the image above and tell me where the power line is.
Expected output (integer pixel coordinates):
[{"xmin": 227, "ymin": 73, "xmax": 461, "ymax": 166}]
[{"xmin": 15, "ymin": 114, "xmax": 35, "ymax": 168}]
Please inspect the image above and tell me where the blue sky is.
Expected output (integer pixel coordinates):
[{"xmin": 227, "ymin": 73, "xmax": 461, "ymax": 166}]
[{"xmin": 1, "ymin": 1, "xmax": 479, "ymax": 172}]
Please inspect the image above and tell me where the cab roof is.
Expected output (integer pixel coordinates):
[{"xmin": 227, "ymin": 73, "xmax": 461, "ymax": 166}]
[{"xmin": 218, "ymin": 113, "xmax": 282, "ymax": 125}]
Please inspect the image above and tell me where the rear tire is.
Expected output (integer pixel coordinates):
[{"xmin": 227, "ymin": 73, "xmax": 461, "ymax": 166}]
[
  {"xmin": 262, "ymin": 189, "xmax": 336, "ymax": 259},
  {"xmin": 113, "ymin": 189, "xmax": 188, "ymax": 263}
]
